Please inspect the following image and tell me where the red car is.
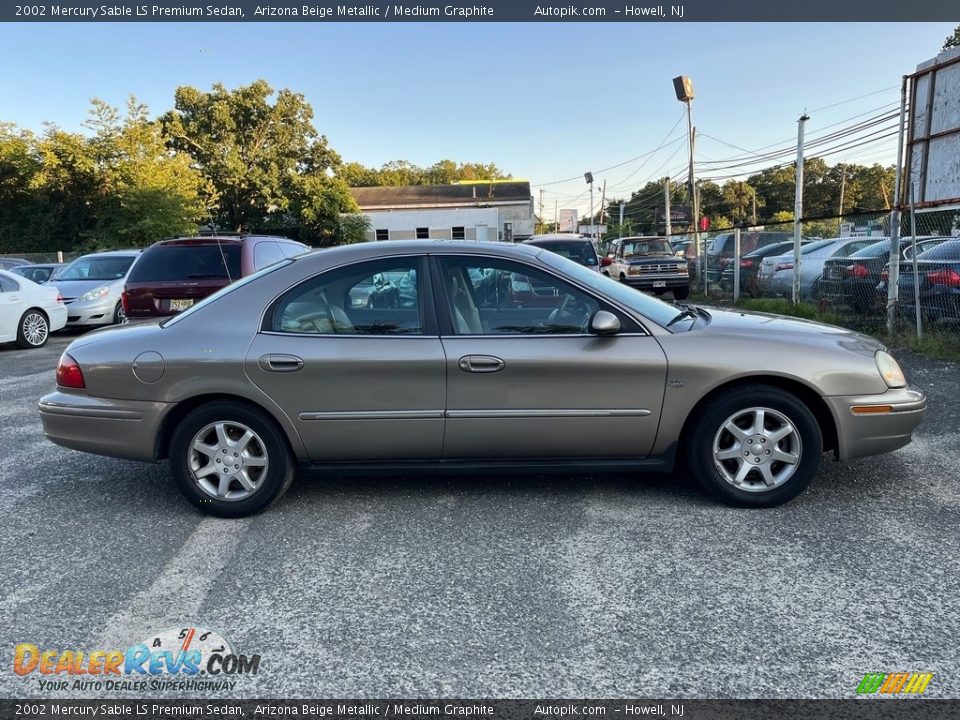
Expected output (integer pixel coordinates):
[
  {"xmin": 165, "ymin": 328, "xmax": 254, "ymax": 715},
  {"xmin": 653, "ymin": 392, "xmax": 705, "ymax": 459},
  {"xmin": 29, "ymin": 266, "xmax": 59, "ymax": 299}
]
[{"xmin": 123, "ymin": 234, "xmax": 309, "ymax": 319}]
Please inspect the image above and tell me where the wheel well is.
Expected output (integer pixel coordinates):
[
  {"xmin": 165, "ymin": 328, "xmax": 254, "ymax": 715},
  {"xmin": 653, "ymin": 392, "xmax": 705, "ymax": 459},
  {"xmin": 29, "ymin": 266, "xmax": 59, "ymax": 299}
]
[
  {"xmin": 677, "ymin": 376, "xmax": 839, "ymax": 456},
  {"xmin": 23, "ymin": 307, "xmax": 49, "ymax": 320},
  {"xmin": 155, "ymin": 393, "xmax": 293, "ymax": 461}
]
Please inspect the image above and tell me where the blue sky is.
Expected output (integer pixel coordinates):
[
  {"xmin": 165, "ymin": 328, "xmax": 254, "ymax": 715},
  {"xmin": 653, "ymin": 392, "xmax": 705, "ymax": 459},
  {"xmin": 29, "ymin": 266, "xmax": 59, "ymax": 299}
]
[{"xmin": 0, "ymin": 21, "xmax": 954, "ymax": 214}]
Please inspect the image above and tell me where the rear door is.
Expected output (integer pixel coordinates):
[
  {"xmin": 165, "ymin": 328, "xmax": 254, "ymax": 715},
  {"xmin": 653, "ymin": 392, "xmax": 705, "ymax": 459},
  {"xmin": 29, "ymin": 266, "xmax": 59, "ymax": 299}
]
[
  {"xmin": 245, "ymin": 255, "xmax": 446, "ymax": 462},
  {"xmin": 433, "ymin": 254, "xmax": 667, "ymax": 460}
]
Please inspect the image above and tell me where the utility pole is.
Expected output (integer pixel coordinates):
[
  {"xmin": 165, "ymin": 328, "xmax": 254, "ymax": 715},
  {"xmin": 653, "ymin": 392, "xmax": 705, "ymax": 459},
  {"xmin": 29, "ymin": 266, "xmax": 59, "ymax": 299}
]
[
  {"xmin": 836, "ymin": 166, "xmax": 846, "ymax": 236},
  {"xmin": 619, "ymin": 201, "xmax": 625, "ymax": 229},
  {"xmin": 585, "ymin": 171, "xmax": 594, "ymax": 240},
  {"xmin": 751, "ymin": 191, "xmax": 757, "ymax": 226},
  {"xmin": 554, "ymin": 200, "xmax": 558, "ymax": 233},
  {"xmin": 887, "ymin": 75, "xmax": 909, "ymax": 333},
  {"xmin": 664, "ymin": 177, "xmax": 672, "ymax": 239},
  {"xmin": 539, "ymin": 188, "xmax": 544, "ymax": 233},
  {"xmin": 598, "ymin": 180, "xmax": 607, "ymax": 237},
  {"xmin": 792, "ymin": 113, "xmax": 809, "ymax": 305}
]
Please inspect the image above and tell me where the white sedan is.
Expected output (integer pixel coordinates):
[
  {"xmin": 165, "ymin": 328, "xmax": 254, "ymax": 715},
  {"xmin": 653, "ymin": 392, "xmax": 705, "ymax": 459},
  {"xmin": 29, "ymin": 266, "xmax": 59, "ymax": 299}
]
[{"xmin": 0, "ymin": 268, "xmax": 68, "ymax": 349}]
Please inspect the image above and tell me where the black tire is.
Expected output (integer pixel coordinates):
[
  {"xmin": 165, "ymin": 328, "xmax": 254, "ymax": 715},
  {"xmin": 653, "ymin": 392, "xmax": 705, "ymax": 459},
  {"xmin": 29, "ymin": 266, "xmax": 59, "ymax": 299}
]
[
  {"xmin": 169, "ymin": 401, "xmax": 295, "ymax": 518},
  {"xmin": 685, "ymin": 385, "xmax": 822, "ymax": 508},
  {"xmin": 113, "ymin": 300, "xmax": 126, "ymax": 325},
  {"xmin": 673, "ymin": 285, "xmax": 690, "ymax": 300},
  {"xmin": 619, "ymin": 273, "xmax": 627, "ymax": 283},
  {"xmin": 15, "ymin": 309, "xmax": 49, "ymax": 349}
]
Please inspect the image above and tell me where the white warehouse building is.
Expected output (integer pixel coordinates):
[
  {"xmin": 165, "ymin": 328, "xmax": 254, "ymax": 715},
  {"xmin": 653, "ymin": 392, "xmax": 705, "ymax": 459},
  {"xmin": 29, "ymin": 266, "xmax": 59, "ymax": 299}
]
[{"xmin": 350, "ymin": 181, "xmax": 535, "ymax": 243}]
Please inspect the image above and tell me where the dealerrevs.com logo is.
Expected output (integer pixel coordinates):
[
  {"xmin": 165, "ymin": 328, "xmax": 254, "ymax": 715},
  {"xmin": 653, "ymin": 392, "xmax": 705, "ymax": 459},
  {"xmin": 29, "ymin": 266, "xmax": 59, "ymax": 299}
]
[
  {"xmin": 13, "ymin": 627, "xmax": 261, "ymax": 692},
  {"xmin": 856, "ymin": 672, "xmax": 933, "ymax": 695}
]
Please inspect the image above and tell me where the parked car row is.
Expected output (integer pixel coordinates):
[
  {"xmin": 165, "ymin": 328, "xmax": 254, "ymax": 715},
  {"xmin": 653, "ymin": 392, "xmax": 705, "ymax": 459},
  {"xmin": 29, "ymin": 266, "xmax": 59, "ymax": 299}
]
[{"xmin": 0, "ymin": 234, "xmax": 309, "ymax": 350}]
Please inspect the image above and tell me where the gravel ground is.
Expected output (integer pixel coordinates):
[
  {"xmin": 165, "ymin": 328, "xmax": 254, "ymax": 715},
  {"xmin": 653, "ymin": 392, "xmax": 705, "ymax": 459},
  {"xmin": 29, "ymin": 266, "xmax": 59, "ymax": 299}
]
[{"xmin": 0, "ymin": 333, "xmax": 957, "ymax": 699}]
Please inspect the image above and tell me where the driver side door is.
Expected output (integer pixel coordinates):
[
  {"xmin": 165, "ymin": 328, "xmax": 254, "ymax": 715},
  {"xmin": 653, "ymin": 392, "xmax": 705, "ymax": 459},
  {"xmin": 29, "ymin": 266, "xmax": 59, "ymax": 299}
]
[{"xmin": 433, "ymin": 255, "xmax": 668, "ymax": 460}]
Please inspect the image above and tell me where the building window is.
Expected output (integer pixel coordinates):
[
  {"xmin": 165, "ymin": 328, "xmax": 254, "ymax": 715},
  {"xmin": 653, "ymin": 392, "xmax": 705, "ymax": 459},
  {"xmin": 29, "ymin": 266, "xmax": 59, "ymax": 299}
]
[
  {"xmin": 416, "ymin": 227, "xmax": 429, "ymax": 239},
  {"xmin": 452, "ymin": 226, "xmax": 465, "ymax": 240},
  {"xmin": 375, "ymin": 229, "xmax": 389, "ymax": 241}
]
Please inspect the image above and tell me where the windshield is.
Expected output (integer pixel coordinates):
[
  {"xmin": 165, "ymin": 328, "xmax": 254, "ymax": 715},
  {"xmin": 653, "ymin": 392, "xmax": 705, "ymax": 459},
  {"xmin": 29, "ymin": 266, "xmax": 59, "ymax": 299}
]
[
  {"xmin": 538, "ymin": 250, "xmax": 681, "ymax": 328},
  {"xmin": 622, "ymin": 239, "xmax": 673, "ymax": 257},
  {"xmin": 850, "ymin": 239, "xmax": 894, "ymax": 258},
  {"xmin": 162, "ymin": 259, "xmax": 292, "ymax": 328},
  {"xmin": 531, "ymin": 241, "xmax": 598, "ymax": 267},
  {"xmin": 59, "ymin": 255, "xmax": 136, "ymax": 281}
]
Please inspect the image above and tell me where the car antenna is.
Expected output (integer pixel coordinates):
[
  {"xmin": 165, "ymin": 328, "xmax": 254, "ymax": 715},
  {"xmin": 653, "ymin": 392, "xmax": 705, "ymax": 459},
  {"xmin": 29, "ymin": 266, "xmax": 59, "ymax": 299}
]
[{"xmin": 208, "ymin": 213, "xmax": 233, "ymax": 283}]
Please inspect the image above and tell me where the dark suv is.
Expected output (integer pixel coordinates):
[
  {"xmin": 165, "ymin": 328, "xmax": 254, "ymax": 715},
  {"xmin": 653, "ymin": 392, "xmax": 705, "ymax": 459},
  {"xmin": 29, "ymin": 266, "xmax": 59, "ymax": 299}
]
[{"xmin": 123, "ymin": 234, "xmax": 308, "ymax": 319}]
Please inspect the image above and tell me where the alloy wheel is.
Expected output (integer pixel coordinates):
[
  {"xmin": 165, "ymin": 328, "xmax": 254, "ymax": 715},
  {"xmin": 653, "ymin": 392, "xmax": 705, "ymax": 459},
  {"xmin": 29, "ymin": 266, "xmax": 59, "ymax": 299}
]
[
  {"xmin": 22, "ymin": 312, "xmax": 48, "ymax": 347},
  {"xmin": 188, "ymin": 421, "xmax": 270, "ymax": 501},
  {"xmin": 712, "ymin": 406, "xmax": 802, "ymax": 492}
]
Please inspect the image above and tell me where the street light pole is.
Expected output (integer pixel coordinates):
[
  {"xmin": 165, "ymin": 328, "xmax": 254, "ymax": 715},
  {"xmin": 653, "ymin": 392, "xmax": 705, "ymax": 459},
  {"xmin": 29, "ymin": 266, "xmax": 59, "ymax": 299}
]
[
  {"xmin": 585, "ymin": 171, "xmax": 594, "ymax": 239},
  {"xmin": 673, "ymin": 76, "xmax": 699, "ymax": 292},
  {"xmin": 792, "ymin": 113, "xmax": 809, "ymax": 305}
]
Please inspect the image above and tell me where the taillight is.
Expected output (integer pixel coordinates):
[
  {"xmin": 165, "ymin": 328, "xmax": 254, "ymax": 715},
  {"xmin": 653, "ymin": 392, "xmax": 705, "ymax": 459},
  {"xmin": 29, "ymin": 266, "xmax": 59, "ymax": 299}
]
[
  {"xmin": 927, "ymin": 269, "xmax": 960, "ymax": 287},
  {"xmin": 775, "ymin": 262, "xmax": 794, "ymax": 272},
  {"xmin": 55, "ymin": 292, "xmax": 63, "ymax": 304},
  {"xmin": 845, "ymin": 263, "xmax": 870, "ymax": 278},
  {"xmin": 740, "ymin": 260, "xmax": 755, "ymax": 269},
  {"xmin": 56, "ymin": 353, "xmax": 85, "ymax": 389},
  {"xmin": 121, "ymin": 288, "xmax": 129, "ymax": 313}
]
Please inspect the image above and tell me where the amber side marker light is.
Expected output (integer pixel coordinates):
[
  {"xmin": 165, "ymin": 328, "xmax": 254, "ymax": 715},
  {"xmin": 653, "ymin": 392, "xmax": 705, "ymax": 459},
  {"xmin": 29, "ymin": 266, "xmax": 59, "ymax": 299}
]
[{"xmin": 850, "ymin": 405, "xmax": 894, "ymax": 415}]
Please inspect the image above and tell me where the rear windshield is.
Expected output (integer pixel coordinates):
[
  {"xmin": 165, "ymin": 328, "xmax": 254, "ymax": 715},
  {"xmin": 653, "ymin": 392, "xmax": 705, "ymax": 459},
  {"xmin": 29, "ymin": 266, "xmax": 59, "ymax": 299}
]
[
  {"xmin": 59, "ymin": 256, "xmax": 136, "ymax": 281},
  {"xmin": 128, "ymin": 244, "xmax": 242, "ymax": 282},
  {"xmin": 850, "ymin": 239, "xmax": 894, "ymax": 258},
  {"xmin": 530, "ymin": 241, "xmax": 598, "ymax": 267},
  {"xmin": 916, "ymin": 240, "xmax": 960, "ymax": 261}
]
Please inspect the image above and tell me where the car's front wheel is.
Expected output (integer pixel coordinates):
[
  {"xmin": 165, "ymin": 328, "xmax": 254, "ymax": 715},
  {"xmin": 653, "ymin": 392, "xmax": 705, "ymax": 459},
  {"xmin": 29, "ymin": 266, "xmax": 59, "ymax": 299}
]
[
  {"xmin": 169, "ymin": 401, "xmax": 295, "ymax": 517},
  {"xmin": 16, "ymin": 309, "xmax": 49, "ymax": 349},
  {"xmin": 685, "ymin": 385, "xmax": 822, "ymax": 507}
]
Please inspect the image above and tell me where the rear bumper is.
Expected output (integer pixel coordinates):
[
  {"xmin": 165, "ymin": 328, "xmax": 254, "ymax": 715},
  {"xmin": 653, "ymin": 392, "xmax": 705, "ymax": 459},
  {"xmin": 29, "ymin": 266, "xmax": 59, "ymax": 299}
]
[
  {"xmin": 38, "ymin": 391, "xmax": 172, "ymax": 462},
  {"xmin": 826, "ymin": 387, "xmax": 926, "ymax": 460}
]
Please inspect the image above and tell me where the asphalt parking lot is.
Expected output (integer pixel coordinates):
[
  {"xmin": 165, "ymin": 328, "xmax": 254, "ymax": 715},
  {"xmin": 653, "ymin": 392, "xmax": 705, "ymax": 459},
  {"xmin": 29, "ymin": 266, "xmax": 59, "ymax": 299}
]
[{"xmin": 0, "ymin": 332, "xmax": 958, "ymax": 699}]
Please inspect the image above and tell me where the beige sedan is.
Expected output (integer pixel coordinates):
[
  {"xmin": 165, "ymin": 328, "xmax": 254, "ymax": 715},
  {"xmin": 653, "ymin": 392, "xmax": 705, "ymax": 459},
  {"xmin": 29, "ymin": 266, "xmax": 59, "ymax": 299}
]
[{"xmin": 39, "ymin": 241, "xmax": 925, "ymax": 517}]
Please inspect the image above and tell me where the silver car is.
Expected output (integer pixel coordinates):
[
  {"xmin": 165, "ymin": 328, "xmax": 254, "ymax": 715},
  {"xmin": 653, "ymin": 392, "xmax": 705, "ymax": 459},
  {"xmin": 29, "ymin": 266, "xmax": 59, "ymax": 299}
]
[
  {"xmin": 39, "ymin": 241, "xmax": 925, "ymax": 517},
  {"xmin": 757, "ymin": 237, "xmax": 881, "ymax": 298},
  {"xmin": 52, "ymin": 250, "xmax": 141, "ymax": 326}
]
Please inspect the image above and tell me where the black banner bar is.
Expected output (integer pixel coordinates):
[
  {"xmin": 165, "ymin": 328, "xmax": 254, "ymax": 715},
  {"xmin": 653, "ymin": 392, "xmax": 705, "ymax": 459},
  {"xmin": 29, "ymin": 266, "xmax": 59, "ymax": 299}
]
[
  {"xmin": 2, "ymin": 700, "xmax": 959, "ymax": 720},
  {"xmin": 0, "ymin": 0, "xmax": 958, "ymax": 22}
]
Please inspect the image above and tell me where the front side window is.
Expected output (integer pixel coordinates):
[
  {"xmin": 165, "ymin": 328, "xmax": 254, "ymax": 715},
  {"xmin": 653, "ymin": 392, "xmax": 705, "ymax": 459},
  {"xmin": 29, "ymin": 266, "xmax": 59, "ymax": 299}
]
[
  {"xmin": 438, "ymin": 257, "xmax": 600, "ymax": 336},
  {"xmin": 272, "ymin": 258, "xmax": 423, "ymax": 336}
]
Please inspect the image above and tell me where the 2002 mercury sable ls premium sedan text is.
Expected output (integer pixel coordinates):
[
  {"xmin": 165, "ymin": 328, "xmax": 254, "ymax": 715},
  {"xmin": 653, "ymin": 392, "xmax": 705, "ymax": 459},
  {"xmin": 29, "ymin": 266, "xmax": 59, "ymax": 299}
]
[{"xmin": 38, "ymin": 241, "xmax": 926, "ymax": 517}]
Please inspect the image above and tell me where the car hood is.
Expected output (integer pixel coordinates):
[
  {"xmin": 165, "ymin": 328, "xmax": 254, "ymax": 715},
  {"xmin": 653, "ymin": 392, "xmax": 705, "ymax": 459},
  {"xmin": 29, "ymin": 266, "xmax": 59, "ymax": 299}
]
[
  {"xmin": 697, "ymin": 306, "xmax": 884, "ymax": 356},
  {"xmin": 53, "ymin": 278, "xmax": 122, "ymax": 297}
]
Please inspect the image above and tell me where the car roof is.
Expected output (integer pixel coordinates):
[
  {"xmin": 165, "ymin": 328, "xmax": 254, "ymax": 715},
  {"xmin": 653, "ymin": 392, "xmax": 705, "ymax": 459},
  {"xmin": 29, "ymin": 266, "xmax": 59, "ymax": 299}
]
[
  {"xmin": 524, "ymin": 236, "xmax": 594, "ymax": 245},
  {"xmin": 72, "ymin": 249, "xmax": 142, "ymax": 259},
  {"xmin": 152, "ymin": 236, "xmax": 243, "ymax": 247},
  {"xmin": 291, "ymin": 240, "xmax": 543, "ymax": 268}
]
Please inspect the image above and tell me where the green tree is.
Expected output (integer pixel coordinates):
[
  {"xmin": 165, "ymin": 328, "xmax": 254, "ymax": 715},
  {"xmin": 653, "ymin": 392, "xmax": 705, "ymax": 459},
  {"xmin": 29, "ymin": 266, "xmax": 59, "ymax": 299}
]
[
  {"xmin": 160, "ymin": 80, "xmax": 343, "ymax": 232},
  {"xmin": 943, "ymin": 24, "xmax": 960, "ymax": 50},
  {"xmin": 85, "ymin": 98, "xmax": 207, "ymax": 247},
  {"xmin": 335, "ymin": 213, "xmax": 372, "ymax": 245}
]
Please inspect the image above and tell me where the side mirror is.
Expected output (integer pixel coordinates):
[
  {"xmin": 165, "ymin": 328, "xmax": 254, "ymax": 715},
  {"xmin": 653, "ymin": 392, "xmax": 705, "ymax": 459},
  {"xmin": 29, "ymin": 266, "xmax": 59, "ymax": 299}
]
[
  {"xmin": 589, "ymin": 310, "xmax": 621, "ymax": 336},
  {"xmin": 601, "ymin": 257, "xmax": 613, "ymax": 267}
]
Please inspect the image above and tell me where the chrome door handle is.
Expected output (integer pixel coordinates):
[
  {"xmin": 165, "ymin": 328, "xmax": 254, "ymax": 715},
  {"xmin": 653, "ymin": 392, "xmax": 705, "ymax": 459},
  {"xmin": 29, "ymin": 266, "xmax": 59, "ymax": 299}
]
[
  {"xmin": 259, "ymin": 354, "xmax": 304, "ymax": 372},
  {"xmin": 458, "ymin": 355, "xmax": 505, "ymax": 373}
]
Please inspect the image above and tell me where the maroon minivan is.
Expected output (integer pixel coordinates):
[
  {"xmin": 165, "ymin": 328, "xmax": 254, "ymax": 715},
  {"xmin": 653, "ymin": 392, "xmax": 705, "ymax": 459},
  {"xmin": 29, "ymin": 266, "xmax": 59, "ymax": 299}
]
[{"xmin": 123, "ymin": 235, "xmax": 309, "ymax": 319}]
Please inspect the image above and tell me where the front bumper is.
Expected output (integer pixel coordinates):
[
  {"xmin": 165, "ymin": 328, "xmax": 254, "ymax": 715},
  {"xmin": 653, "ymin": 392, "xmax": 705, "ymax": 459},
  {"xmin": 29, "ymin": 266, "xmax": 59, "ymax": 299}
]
[
  {"xmin": 826, "ymin": 387, "xmax": 926, "ymax": 460},
  {"xmin": 39, "ymin": 391, "xmax": 173, "ymax": 462},
  {"xmin": 65, "ymin": 296, "xmax": 117, "ymax": 326},
  {"xmin": 622, "ymin": 274, "xmax": 689, "ymax": 290}
]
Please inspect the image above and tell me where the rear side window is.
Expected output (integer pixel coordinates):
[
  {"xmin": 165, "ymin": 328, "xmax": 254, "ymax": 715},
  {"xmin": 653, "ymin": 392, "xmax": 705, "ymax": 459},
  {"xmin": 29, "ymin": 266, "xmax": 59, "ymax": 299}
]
[
  {"xmin": 127, "ymin": 244, "xmax": 242, "ymax": 282},
  {"xmin": 0, "ymin": 275, "xmax": 20, "ymax": 292},
  {"xmin": 253, "ymin": 241, "xmax": 284, "ymax": 269}
]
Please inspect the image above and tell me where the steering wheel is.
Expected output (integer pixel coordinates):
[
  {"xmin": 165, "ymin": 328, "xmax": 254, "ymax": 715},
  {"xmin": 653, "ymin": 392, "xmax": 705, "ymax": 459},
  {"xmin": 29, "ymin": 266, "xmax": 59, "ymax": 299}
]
[{"xmin": 548, "ymin": 294, "xmax": 592, "ymax": 330}]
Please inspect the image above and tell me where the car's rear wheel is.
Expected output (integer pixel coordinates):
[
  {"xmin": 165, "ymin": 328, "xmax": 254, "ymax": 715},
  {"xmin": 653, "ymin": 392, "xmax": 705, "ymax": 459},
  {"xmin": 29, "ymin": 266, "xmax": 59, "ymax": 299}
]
[
  {"xmin": 170, "ymin": 401, "xmax": 295, "ymax": 517},
  {"xmin": 685, "ymin": 385, "xmax": 822, "ymax": 507},
  {"xmin": 16, "ymin": 309, "xmax": 49, "ymax": 349}
]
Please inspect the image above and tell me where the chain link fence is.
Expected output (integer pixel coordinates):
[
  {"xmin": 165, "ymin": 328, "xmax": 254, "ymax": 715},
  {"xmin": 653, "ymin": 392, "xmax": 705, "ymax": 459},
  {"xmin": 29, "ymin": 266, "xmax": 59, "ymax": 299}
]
[
  {"xmin": 0, "ymin": 251, "xmax": 85, "ymax": 265},
  {"xmin": 662, "ymin": 207, "xmax": 960, "ymax": 341}
]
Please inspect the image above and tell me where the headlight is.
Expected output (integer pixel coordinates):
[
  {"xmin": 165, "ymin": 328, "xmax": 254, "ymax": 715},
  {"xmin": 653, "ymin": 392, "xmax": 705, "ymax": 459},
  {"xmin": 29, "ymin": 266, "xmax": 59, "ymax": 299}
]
[
  {"xmin": 875, "ymin": 350, "xmax": 906, "ymax": 388},
  {"xmin": 77, "ymin": 286, "xmax": 110, "ymax": 303}
]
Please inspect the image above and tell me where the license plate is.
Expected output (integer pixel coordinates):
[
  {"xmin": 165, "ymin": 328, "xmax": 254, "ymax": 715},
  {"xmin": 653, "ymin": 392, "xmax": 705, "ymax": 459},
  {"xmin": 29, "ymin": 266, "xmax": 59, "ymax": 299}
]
[
  {"xmin": 652, "ymin": 281, "xmax": 666, "ymax": 288},
  {"xmin": 170, "ymin": 298, "xmax": 194, "ymax": 311}
]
